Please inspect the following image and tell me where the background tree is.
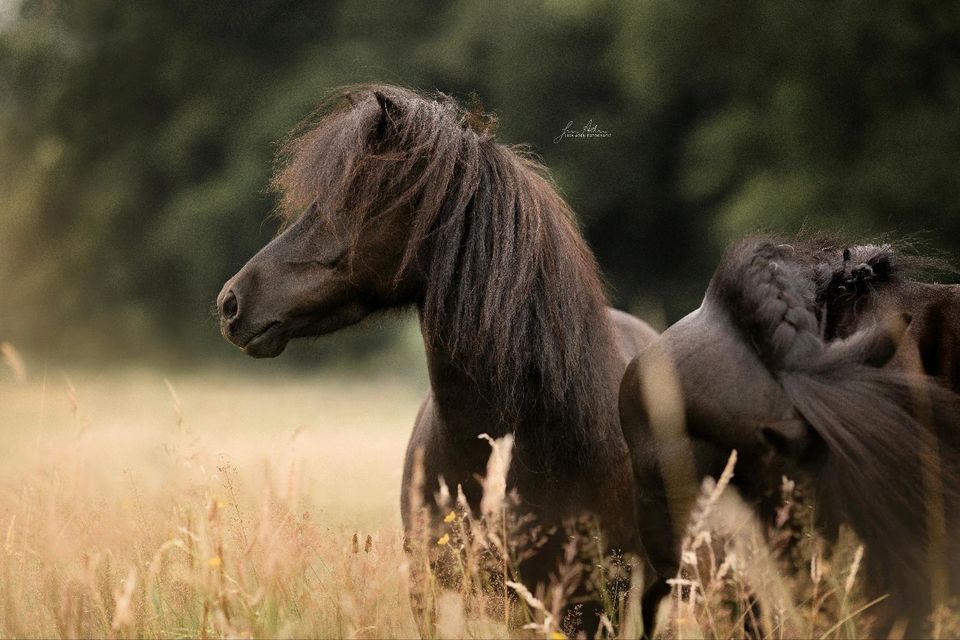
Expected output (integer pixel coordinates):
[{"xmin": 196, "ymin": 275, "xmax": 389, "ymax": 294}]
[{"xmin": 1, "ymin": 0, "xmax": 958, "ymax": 362}]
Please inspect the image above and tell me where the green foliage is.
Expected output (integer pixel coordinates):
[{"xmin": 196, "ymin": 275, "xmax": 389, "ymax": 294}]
[{"xmin": 1, "ymin": 0, "xmax": 958, "ymax": 360}]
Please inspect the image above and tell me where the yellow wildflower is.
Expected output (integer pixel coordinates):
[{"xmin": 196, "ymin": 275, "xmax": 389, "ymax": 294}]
[
  {"xmin": 443, "ymin": 510, "xmax": 456, "ymax": 523},
  {"xmin": 436, "ymin": 534, "xmax": 450, "ymax": 546}
]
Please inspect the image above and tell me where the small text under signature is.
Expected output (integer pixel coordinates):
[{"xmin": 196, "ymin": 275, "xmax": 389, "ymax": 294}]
[{"xmin": 553, "ymin": 120, "xmax": 612, "ymax": 143}]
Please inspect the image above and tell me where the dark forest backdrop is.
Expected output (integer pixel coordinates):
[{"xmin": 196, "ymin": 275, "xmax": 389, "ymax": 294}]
[{"xmin": 2, "ymin": 0, "xmax": 959, "ymax": 364}]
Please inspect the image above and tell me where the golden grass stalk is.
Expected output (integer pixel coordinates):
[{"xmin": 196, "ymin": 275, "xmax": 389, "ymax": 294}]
[
  {"xmin": 0, "ymin": 342, "xmax": 26, "ymax": 382},
  {"xmin": 478, "ymin": 433, "xmax": 513, "ymax": 519}
]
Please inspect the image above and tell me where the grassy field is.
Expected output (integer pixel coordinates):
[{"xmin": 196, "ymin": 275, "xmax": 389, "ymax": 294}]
[
  {"xmin": 0, "ymin": 363, "xmax": 430, "ymax": 638},
  {"xmin": 1, "ymin": 358, "xmax": 957, "ymax": 639}
]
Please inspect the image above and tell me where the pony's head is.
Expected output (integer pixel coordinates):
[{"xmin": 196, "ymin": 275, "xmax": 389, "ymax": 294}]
[{"xmin": 216, "ymin": 85, "xmax": 501, "ymax": 357}]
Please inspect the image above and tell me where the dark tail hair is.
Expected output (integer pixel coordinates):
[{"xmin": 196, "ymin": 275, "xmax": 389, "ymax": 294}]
[{"xmin": 782, "ymin": 366, "xmax": 960, "ymax": 610}]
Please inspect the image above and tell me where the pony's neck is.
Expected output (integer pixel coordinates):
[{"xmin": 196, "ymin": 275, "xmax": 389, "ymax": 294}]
[
  {"xmin": 417, "ymin": 310, "xmax": 622, "ymax": 481},
  {"xmin": 419, "ymin": 333, "xmax": 511, "ymax": 438},
  {"xmin": 416, "ymin": 259, "xmax": 620, "ymax": 457},
  {"xmin": 408, "ymin": 140, "xmax": 620, "ymax": 461}
]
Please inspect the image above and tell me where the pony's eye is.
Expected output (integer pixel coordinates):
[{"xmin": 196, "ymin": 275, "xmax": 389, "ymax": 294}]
[
  {"xmin": 292, "ymin": 251, "xmax": 346, "ymax": 269},
  {"xmin": 324, "ymin": 252, "xmax": 346, "ymax": 268}
]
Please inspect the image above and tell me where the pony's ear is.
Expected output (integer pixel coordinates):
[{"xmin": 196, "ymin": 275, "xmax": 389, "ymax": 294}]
[
  {"xmin": 373, "ymin": 90, "xmax": 400, "ymax": 139},
  {"xmin": 821, "ymin": 312, "xmax": 912, "ymax": 369},
  {"xmin": 761, "ymin": 418, "xmax": 821, "ymax": 461},
  {"xmin": 374, "ymin": 90, "xmax": 393, "ymax": 111},
  {"xmin": 374, "ymin": 91, "xmax": 400, "ymax": 119}
]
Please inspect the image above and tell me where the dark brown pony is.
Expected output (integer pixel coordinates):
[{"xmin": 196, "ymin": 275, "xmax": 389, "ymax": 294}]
[
  {"xmin": 217, "ymin": 85, "xmax": 657, "ymax": 631},
  {"xmin": 619, "ymin": 235, "xmax": 960, "ymax": 635}
]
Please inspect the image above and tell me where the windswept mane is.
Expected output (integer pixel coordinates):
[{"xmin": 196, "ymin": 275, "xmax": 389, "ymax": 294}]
[
  {"xmin": 711, "ymin": 235, "xmax": 960, "ymax": 610},
  {"xmin": 272, "ymin": 85, "xmax": 615, "ymax": 452}
]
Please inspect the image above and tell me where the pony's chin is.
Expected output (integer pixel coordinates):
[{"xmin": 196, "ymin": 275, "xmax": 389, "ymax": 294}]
[{"xmin": 241, "ymin": 323, "xmax": 289, "ymax": 358}]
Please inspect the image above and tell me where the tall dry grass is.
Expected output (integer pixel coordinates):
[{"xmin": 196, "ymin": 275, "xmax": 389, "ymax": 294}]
[
  {"xmin": 1, "ymin": 350, "xmax": 958, "ymax": 638},
  {"xmin": 0, "ymin": 360, "xmax": 425, "ymax": 638}
]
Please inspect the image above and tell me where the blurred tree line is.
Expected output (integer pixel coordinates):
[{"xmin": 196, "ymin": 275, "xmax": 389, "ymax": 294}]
[{"xmin": 1, "ymin": 0, "xmax": 958, "ymax": 363}]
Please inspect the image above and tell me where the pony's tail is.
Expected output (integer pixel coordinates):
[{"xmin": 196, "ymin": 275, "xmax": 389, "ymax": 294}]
[{"xmin": 779, "ymin": 363, "xmax": 960, "ymax": 610}]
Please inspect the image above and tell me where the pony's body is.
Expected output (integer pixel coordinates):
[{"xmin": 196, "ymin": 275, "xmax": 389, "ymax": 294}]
[
  {"xmin": 402, "ymin": 307, "xmax": 653, "ymax": 631},
  {"xmin": 619, "ymin": 236, "xmax": 960, "ymax": 634},
  {"xmin": 403, "ymin": 306, "xmax": 654, "ymax": 541},
  {"xmin": 216, "ymin": 85, "xmax": 657, "ymax": 632}
]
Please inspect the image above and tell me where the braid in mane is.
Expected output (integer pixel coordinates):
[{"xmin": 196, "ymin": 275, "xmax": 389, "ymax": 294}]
[{"xmin": 709, "ymin": 239, "xmax": 823, "ymax": 370}]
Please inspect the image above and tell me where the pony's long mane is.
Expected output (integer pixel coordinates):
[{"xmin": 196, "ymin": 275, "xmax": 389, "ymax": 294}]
[
  {"xmin": 712, "ymin": 235, "xmax": 960, "ymax": 609},
  {"xmin": 272, "ymin": 85, "xmax": 616, "ymax": 454}
]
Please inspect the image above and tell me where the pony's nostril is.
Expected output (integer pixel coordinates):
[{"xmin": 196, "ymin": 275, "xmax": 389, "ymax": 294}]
[{"xmin": 221, "ymin": 290, "xmax": 239, "ymax": 321}]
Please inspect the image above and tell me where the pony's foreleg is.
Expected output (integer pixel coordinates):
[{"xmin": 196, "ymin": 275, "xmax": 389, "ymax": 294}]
[
  {"xmin": 405, "ymin": 545, "xmax": 437, "ymax": 639},
  {"xmin": 635, "ymin": 498, "xmax": 679, "ymax": 638},
  {"xmin": 403, "ymin": 524, "xmax": 464, "ymax": 639}
]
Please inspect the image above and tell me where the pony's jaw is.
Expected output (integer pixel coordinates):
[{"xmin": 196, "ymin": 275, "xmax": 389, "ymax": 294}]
[
  {"xmin": 289, "ymin": 299, "xmax": 374, "ymax": 340},
  {"xmin": 228, "ymin": 298, "xmax": 374, "ymax": 358}
]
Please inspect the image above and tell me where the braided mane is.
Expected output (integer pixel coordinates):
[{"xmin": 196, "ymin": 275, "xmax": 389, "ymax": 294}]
[
  {"xmin": 708, "ymin": 240, "xmax": 822, "ymax": 371},
  {"xmin": 710, "ymin": 236, "xmax": 939, "ymax": 371}
]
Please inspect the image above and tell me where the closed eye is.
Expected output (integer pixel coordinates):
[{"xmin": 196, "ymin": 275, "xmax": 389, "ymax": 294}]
[{"xmin": 289, "ymin": 248, "xmax": 347, "ymax": 269}]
